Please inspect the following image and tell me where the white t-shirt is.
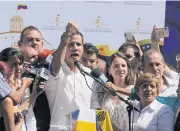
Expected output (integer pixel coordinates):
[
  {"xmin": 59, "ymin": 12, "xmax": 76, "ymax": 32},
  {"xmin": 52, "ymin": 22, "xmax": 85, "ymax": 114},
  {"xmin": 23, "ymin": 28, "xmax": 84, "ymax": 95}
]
[
  {"xmin": 45, "ymin": 62, "xmax": 95, "ymax": 131},
  {"xmin": 120, "ymin": 100, "xmax": 175, "ymax": 131}
]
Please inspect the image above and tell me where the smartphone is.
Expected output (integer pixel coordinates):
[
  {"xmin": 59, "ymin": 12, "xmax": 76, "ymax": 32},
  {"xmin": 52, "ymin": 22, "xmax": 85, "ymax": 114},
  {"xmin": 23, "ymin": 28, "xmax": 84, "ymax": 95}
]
[
  {"xmin": 155, "ymin": 27, "xmax": 169, "ymax": 38},
  {"xmin": 124, "ymin": 32, "xmax": 133, "ymax": 42}
]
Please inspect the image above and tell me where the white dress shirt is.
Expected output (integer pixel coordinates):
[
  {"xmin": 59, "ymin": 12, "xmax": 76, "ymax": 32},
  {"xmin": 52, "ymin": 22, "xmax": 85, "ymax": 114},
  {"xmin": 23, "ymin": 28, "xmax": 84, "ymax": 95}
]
[
  {"xmin": 160, "ymin": 75, "xmax": 178, "ymax": 97},
  {"xmin": 120, "ymin": 100, "xmax": 175, "ymax": 131},
  {"xmin": 45, "ymin": 62, "xmax": 95, "ymax": 131}
]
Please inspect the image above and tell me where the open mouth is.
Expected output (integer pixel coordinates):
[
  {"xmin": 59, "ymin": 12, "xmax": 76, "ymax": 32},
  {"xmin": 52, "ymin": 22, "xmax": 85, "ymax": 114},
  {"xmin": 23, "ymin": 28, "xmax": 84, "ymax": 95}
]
[{"xmin": 71, "ymin": 53, "xmax": 79, "ymax": 58}]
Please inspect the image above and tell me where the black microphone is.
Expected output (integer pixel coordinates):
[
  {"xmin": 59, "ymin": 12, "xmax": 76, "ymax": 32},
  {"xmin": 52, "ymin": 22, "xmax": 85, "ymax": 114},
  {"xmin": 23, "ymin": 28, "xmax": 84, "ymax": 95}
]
[
  {"xmin": 74, "ymin": 60, "xmax": 84, "ymax": 75},
  {"xmin": 90, "ymin": 68, "xmax": 108, "ymax": 84},
  {"xmin": 22, "ymin": 64, "xmax": 49, "ymax": 95},
  {"xmin": 78, "ymin": 67, "xmax": 140, "ymax": 113}
]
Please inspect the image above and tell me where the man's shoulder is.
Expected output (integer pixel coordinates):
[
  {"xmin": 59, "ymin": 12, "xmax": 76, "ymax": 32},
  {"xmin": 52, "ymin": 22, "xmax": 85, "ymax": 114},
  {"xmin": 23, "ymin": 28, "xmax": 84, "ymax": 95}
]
[
  {"xmin": 163, "ymin": 75, "xmax": 179, "ymax": 87},
  {"xmin": 164, "ymin": 69, "xmax": 179, "ymax": 80}
]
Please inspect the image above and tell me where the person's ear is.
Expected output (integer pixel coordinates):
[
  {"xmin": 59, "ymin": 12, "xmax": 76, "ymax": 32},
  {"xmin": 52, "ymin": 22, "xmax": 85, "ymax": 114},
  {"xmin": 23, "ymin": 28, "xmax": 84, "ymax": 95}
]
[
  {"xmin": 41, "ymin": 41, "xmax": 44, "ymax": 49},
  {"xmin": 18, "ymin": 40, "xmax": 22, "ymax": 47},
  {"xmin": 108, "ymin": 71, "xmax": 111, "ymax": 76},
  {"xmin": 96, "ymin": 58, "xmax": 99, "ymax": 65}
]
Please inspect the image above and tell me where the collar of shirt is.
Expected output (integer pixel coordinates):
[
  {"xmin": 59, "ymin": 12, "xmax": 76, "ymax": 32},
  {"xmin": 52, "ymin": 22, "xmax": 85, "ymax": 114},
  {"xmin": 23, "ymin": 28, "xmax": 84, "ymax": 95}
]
[
  {"xmin": 62, "ymin": 62, "xmax": 91, "ymax": 75},
  {"xmin": 163, "ymin": 75, "xmax": 178, "ymax": 87},
  {"xmin": 160, "ymin": 75, "xmax": 178, "ymax": 97},
  {"xmin": 0, "ymin": 72, "xmax": 3, "ymax": 79},
  {"xmin": 62, "ymin": 62, "xmax": 80, "ymax": 74},
  {"xmin": 135, "ymin": 99, "xmax": 159, "ymax": 113},
  {"xmin": 0, "ymin": 72, "xmax": 6, "ymax": 82}
]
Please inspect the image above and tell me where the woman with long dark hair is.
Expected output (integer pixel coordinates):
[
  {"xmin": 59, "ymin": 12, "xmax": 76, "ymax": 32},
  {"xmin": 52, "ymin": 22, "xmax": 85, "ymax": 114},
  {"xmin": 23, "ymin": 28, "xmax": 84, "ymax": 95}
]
[
  {"xmin": 0, "ymin": 47, "xmax": 36, "ymax": 131},
  {"xmin": 0, "ymin": 61, "xmax": 24, "ymax": 131},
  {"xmin": 91, "ymin": 52, "xmax": 134, "ymax": 131}
]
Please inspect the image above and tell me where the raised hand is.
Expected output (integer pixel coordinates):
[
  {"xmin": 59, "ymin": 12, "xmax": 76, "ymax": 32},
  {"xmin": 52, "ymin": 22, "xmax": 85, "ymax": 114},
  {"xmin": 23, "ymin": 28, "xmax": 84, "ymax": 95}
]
[
  {"xmin": 21, "ymin": 77, "xmax": 33, "ymax": 88},
  {"xmin": 151, "ymin": 25, "xmax": 160, "ymax": 44},
  {"xmin": 105, "ymin": 82, "xmax": 118, "ymax": 91},
  {"xmin": 66, "ymin": 21, "xmax": 78, "ymax": 34},
  {"xmin": 61, "ymin": 21, "xmax": 78, "ymax": 45}
]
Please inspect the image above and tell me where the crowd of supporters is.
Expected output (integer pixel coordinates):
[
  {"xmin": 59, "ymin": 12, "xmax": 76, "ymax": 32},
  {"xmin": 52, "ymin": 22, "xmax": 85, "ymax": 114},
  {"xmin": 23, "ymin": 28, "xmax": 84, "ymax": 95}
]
[{"xmin": 0, "ymin": 21, "xmax": 179, "ymax": 131}]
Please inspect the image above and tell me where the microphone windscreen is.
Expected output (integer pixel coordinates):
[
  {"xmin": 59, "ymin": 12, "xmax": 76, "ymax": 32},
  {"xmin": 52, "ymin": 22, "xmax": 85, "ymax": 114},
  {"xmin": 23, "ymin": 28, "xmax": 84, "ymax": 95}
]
[
  {"xmin": 74, "ymin": 60, "xmax": 81, "ymax": 67},
  {"xmin": 90, "ymin": 68, "xmax": 102, "ymax": 78},
  {"xmin": 38, "ymin": 49, "xmax": 52, "ymax": 59}
]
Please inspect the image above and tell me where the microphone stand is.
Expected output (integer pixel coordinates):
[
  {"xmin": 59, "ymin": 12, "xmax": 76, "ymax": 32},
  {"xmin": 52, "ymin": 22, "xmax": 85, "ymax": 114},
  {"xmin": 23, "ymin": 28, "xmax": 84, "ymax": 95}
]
[{"xmin": 80, "ymin": 69, "xmax": 140, "ymax": 131}]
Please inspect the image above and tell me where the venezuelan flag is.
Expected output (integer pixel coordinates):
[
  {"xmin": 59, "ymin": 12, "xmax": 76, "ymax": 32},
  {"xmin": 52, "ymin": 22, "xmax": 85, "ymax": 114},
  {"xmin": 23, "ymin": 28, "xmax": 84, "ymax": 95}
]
[
  {"xmin": 72, "ymin": 109, "xmax": 97, "ymax": 131},
  {"xmin": 96, "ymin": 110, "xmax": 113, "ymax": 131},
  {"xmin": 17, "ymin": 4, "xmax": 28, "ymax": 10}
]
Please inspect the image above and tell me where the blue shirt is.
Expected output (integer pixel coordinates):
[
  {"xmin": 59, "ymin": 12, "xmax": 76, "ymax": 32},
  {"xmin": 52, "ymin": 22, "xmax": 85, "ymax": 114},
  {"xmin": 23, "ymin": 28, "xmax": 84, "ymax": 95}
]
[
  {"xmin": 129, "ymin": 88, "xmax": 180, "ymax": 113},
  {"xmin": 156, "ymin": 96, "xmax": 180, "ymax": 113},
  {"xmin": 0, "ymin": 73, "xmax": 12, "ymax": 100}
]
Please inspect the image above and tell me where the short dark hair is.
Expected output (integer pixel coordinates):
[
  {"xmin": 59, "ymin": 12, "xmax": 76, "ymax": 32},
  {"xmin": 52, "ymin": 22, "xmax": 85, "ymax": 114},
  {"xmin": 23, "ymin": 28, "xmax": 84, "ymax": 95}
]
[
  {"xmin": 118, "ymin": 43, "xmax": 141, "ymax": 58},
  {"xmin": 61, "ymin": 30, "xmax": 84, "ymax": 44},
  {"xmin": 77, "ymin": 31, "xmax": 84, "ymax": 44},
  {"xmin": 20, "ymin": 25, "xmax": 41, "ymax": 41},
  {"xmin": 97, "ymin": 54, "xmax": 109, "ymax": 62},
  {"xmin": 83, "ymin": 42, "xmax": 98, "ymax": 57},
  {"xmin": 0, "ymin": 47, "xmax": 24, "ymax": 64}
]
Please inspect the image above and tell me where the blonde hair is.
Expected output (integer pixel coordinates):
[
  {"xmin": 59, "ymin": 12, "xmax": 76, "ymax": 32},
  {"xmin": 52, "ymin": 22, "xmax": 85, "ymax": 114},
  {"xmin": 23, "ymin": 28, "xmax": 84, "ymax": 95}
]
[{"xmin": 134, "ymin": 73, "xmax": 160, "ymax": 94}]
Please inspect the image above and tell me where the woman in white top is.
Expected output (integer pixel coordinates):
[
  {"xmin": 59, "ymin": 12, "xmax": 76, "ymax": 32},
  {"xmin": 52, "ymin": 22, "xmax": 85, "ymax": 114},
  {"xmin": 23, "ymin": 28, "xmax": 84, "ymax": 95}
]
[
  {"xmin": 120, "ymin": 73, "xmax": 175, "ymax": 131},
  {"xmin": 92, "ymin": 52, "xmax": 134, "ymax": 131}
]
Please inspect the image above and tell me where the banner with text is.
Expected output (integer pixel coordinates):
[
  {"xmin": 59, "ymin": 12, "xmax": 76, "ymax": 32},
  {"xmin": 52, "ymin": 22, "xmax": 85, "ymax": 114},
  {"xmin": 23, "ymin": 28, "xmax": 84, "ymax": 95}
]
[{"xmin": 0, "ymin": 1, "xmax": 166, "ymax": 56}]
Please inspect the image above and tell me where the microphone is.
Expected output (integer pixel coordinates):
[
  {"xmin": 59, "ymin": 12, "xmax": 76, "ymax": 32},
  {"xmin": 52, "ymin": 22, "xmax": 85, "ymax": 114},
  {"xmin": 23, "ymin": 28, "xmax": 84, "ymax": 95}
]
[
  {"xmin": 36, "ymin": 49, "xmax": 53, "ymax": 68},
  {"xmin": 74, "ymin": 60, "xmax": 84, "ymax": 75},
  {"xmin": 36, "ymin": 68, "xmax": 49, "ymax": 80},
  {"xmin": 22, "ymin": 65, "xmax": 49, "ymax": 95},
  {"xmin": 23, "ymin": 66, "xmax": 49, "ymax": 81},
  {"xmin": 90, "ymin": 68, "xmax": 108, "ymax": 84},
  {"xmin": 75, "ymin": 66, "xmax": 140, "ymax": 113},
  {"xmin": 38, "ymin": 49, "xmax": 52, "ymax": 59}
]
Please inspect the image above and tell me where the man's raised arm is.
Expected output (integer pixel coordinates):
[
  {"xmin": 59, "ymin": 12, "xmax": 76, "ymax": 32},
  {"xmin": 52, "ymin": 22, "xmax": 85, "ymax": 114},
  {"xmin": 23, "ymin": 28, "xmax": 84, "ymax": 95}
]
[{"xmin": 50, "ymin": 21, "xmax": 78, "ymax": 77}]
